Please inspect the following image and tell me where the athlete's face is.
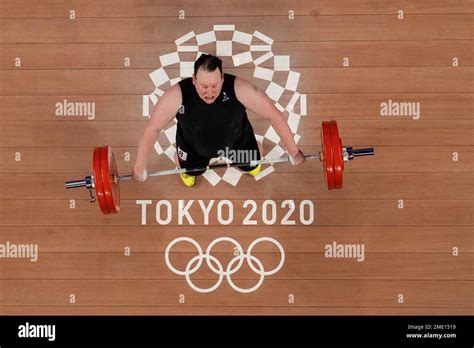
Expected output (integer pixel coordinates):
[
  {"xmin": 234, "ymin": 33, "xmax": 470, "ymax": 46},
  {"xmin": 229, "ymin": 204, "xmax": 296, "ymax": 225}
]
[{"xmin": 192, "ymin": 68, "xmax": 224, "ymax": 104}]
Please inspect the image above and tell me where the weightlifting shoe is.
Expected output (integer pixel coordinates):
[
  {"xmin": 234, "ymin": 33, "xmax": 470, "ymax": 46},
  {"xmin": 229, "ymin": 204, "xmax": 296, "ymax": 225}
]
[
  {"xmin": 247, "ymin": 164, "xmax": 262, "ymax": 177},
  {"xmin": 179, "ymin": 172, "xmax": 195, "ymax": 187}
]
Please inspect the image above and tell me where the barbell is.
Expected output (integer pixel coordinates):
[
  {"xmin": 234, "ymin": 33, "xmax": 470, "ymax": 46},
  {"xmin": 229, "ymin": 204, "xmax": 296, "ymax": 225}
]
[{"xmin": 65, "ymin": 120, "xmax": 375, "ymax": 214}]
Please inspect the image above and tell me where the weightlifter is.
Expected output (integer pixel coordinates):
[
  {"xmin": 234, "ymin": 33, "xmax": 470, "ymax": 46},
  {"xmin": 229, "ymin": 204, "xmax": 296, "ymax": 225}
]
[{"xmin": 132, "ymin": 54, "xmax": 305, "ymax": 186}]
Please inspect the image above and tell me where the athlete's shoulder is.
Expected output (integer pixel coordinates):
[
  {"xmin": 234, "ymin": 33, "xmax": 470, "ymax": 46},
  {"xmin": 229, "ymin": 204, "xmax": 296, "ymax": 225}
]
[
  {"xmin": 233, "ymin": 75, "xmax": 254, "ymax": 93},
  {"xmin": 161, "ymin": 83, "xmax": 182, "ymax": 105}
]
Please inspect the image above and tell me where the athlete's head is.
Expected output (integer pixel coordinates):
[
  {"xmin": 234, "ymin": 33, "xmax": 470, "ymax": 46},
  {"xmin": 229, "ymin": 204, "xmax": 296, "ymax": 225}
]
[{"xmin": 192, "ymin": 54, "xmax": 224, "ymax": 104}]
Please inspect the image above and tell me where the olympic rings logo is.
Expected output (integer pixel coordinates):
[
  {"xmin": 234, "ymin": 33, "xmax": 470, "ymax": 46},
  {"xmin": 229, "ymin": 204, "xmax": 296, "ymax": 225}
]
[{"xmin": 165, "ymin": 237, "xmax": 285, "ymax": 293}]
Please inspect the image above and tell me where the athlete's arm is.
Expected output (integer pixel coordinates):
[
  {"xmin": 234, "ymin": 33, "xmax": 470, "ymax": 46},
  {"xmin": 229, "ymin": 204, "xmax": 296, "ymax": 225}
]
[
  {"xmin": 132, "ymin": 84, "xmax": 182, "ymax": 181},
  {"xmin": 234, "ymin": 76, "xmax": 305, "ymax": 164}
]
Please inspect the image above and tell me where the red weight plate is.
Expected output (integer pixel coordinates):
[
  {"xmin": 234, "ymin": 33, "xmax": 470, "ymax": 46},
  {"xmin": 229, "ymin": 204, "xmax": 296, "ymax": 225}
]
[
  {"xmin": 108, "ymin": 147, "xmax": 121, "ymax": 213},
  {"xmin": 99, "ymin": 146, "xmax": 113, "ymax": 214},
  {"xmin": 321, "ymin": 121, "xmax": 335, "ymax": 189},
  {"xmin": 100, "ymin": 146, "xmax": 120, "ymax": 214},
  {"xmin": 329, "ymin": 121, "xmax": 344, "ymax": 189},
  {"xmin": 92, "ymin": 147, "xmax": 110, "ymax": 214},
  {"xmin": 340, "ymin": 137, "xmax": 345, "ymax": 172}
]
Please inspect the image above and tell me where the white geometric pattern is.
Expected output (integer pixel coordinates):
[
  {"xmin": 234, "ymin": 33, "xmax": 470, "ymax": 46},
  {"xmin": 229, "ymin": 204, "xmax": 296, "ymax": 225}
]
[{"xmin": 142, "ymin": 25, "xmax": 307, "ymax": 186}]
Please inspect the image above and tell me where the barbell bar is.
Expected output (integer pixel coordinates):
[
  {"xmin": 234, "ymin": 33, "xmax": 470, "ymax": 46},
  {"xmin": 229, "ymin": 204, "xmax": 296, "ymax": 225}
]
[{"xmin": 65, "ymin": 120, "xmax": 375, "ymax": 214}]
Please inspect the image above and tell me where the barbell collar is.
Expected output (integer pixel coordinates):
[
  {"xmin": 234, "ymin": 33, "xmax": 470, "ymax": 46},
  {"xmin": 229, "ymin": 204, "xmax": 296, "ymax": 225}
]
[
  {"xmin": 344, "ymin": 147, "xmax": 375, "ymax": 161},
  {"xmin": 65, "ymin": 175, "xmax": 93, "ymax": 189}
]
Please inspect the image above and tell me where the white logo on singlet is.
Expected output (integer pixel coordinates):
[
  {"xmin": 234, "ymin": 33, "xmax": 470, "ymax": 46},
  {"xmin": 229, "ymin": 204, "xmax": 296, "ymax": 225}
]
[
  {"xmin": 222, "ymin": 91, "xmax": 229, "ymax": 102},
  {"xmin": 177, "ymin": 147, "xmax": 188, "ymax": 161}
]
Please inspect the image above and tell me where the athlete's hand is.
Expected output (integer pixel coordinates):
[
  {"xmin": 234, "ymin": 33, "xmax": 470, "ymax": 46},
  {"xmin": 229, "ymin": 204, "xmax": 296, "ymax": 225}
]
[
  {"xmin": 289, "ymin": 149, "xmax": 306, "ymax": 165},
  {"xmin": 132, "ymin": 167, "xmax": 148, "ymax": 182}
]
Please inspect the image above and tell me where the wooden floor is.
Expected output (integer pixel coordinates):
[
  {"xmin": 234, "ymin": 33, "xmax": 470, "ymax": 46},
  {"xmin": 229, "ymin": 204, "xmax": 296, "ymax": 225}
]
[{"xmin": 0, "ymin": 0, "xmax": 472, "ymax": 315}]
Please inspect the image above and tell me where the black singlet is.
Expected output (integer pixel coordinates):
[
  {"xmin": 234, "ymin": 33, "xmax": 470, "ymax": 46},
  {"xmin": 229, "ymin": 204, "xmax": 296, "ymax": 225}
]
[{"xmin": 176, "ymin": 73, "xmax": 256, "ymax": 159}]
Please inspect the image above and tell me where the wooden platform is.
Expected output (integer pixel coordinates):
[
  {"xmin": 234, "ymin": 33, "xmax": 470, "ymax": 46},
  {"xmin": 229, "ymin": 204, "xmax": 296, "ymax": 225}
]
[{"xmin": 0, "ymin": 0, "xmax": 472, "ymax": 315}]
